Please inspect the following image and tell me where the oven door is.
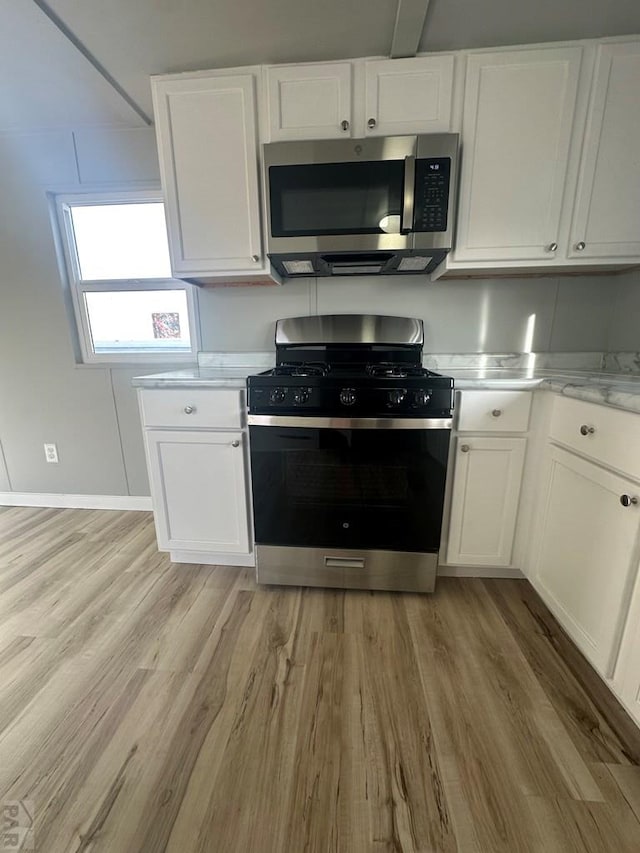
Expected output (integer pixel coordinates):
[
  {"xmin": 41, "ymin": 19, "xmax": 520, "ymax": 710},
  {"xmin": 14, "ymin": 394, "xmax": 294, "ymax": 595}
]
[{"xmin": 249, "ymin": 420, "xmax": 450, "ymax": 553}]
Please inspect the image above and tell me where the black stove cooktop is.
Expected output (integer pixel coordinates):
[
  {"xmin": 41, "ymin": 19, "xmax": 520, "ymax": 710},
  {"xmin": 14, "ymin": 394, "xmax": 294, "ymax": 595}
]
[
  {"xmin": 248, "ymin": 360, "xmax": 454, "ymax": 418},
  {"xmin": 247, "ymin": 314, "xmax": 454, "ymax": 419}
]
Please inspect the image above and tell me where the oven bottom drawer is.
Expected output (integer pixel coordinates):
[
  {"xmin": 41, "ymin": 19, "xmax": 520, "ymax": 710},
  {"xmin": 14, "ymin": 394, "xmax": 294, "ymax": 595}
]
[{"xmin": 255, "ymin": 545, "xmax": 437, "ymax": 593}]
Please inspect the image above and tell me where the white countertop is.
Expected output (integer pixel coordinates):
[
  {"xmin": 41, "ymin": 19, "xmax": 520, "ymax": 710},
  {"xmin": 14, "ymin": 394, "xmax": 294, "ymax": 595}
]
[
  {"xmin": 133, "ymin": 368, "xmax": 253, "ymax": 389},
  {"xmin": 133, "ymin": 366, "xmax": 640, "ymax": 415}
]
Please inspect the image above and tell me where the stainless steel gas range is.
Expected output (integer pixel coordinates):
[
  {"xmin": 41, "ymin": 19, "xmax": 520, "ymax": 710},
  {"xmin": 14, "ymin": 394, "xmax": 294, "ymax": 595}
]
[{"xmin": 246, "ymin": 314, "xmax": 454, "ymax": 593}]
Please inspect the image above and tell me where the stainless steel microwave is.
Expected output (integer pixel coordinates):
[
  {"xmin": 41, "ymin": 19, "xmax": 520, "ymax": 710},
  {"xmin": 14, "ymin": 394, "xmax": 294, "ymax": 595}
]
[{"xmin": 263, "ymin": 133, "xmax": 459, "ymax": 278}]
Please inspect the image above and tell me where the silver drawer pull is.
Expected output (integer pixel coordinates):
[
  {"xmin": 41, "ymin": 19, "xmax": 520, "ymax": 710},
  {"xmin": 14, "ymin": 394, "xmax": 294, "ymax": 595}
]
[
  {"xmin": 491, "ymin": 409, "xmax": 502, "ymax": 417},
  {"xmin": 460, "ymin": 444, "xmax": 470, "ymax": 453},
  {"xmin": 579, "ymin": 424, "xmax": 595, "ymax": 436},
  {"xmin": 183, "ymin": 405, "xmax": 196, "ymax": 414},
  {"xmin": 324, "ymin": 556, "xmax": 365, "ymax": 569},
  {"xmin": 620, "ymin": 495, "xmax": 639, "ymax": 507},
  {"xmin": 231, "ymin": 440, "xmax": 240, "ymax": 447}
]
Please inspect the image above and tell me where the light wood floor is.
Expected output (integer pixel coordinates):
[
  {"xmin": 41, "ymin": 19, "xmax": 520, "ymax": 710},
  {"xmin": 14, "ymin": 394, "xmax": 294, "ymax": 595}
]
[{"xmin": 1, "ymin": 508, "xmax": 640, "ymax": 852}]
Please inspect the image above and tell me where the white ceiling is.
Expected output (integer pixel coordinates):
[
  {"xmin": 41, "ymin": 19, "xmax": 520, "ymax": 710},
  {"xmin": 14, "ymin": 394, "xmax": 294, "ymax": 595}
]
[
  {"xmin": 420, "ymin": 0, "xmax": 640, "ymax": 52},
  {"xmin": 3, "ymin": 0, "xmax": 640, "ymax": 131},
  {"xmin": 0, "ymin": 0, "xmax": 146, "ymax": 130}
]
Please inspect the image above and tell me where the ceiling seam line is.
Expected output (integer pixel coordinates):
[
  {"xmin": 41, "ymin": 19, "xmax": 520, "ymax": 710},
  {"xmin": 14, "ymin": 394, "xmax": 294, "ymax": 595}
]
[
  {"xmin": 30, "ymin": 0, "xmax": 153, "ymax": 126},
  {"xmin": 390, "ymin": 0, "xmax": 431, "ymax": 59}
]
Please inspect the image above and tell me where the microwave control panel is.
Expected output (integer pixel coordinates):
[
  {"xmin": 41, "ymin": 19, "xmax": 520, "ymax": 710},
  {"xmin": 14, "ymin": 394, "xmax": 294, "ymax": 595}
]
[{"xmin": 413, "ymin": 158, "xmax": 451, "ymax": 232}]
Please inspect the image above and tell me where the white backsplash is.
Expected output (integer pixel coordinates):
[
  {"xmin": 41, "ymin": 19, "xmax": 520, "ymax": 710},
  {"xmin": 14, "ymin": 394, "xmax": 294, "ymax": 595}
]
[
  {"xmin": 421, "ymin": 352, "xmax": 604, "ymax": 371},
  {"xmin": 196, "ymin": 350, "xmax": 640, "ymax": 374}
]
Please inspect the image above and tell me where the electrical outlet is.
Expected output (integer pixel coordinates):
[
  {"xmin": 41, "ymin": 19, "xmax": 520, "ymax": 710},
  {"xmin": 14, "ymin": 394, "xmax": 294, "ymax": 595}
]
[{"xmin": 44, "ymin": 443, "xmax": 59, "ymax": 464}]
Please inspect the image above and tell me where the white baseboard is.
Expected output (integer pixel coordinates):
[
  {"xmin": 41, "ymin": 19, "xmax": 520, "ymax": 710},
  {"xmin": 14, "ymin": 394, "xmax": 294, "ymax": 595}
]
[
  {"xmin": 0, "ymin": 492, "xmax": 153, "ymax": 511},
  {"xmin": 437, "ymin": 565, "xmax": 524, "ymax": 579},
  {"xmin": 170, "ymin": 549, "xmax": 256, "ymax": 567}
]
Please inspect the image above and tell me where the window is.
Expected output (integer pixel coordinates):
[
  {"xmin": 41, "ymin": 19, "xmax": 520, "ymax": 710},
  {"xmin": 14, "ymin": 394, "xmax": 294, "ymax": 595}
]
[{"xmin": 54, "ymin": 191, "xmax": 199, "ymax": 363}]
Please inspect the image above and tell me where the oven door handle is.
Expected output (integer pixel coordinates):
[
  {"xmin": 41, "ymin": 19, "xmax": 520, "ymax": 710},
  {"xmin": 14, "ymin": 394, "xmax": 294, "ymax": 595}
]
[
  {"xmin": 247, "ymin": 415, "xmax": 452, "ymax": 430},
  {"xmin": 401, "ymin": 155, "xmax": 416, "ymax": 234}
]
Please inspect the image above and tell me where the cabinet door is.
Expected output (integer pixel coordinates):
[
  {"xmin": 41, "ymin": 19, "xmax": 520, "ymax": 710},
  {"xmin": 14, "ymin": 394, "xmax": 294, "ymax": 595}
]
[
  {"xmin": 534, "ymin": 446, "xmax": 640, "ymax": 678},
  {"xmin": 454, "ymin": 47, "xmax": 582, "ymax": 263},
  {"xmin": 569, "ymin": 41, "xmax": 640, "ymax": 260},
  {"xmin": 364, "ymin": 55, "xmax": 454, "ymax": 136},
  {"xmin": 152, "ymin": 74, "xmax": 263, "ymax": 274},
  {"xmin": 447, "ymin": 436, "xmax": 526, "ymax": 567},
  {"xmin": 266, "ymin": 63, "xmax": 352, "ymax": 140},
  {"xmin": 145, "ymin": 430, "xmax": 250, "ymax": 554},
  {"xmin": 614, "ymin": 572, "xmax": 640, "ymax": 726}
]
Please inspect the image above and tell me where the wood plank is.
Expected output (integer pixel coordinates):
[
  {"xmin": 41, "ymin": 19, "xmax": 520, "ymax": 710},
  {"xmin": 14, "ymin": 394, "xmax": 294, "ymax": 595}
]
[
  {"xmin": 484, "ymin": 578, "xmax": 640, "ymax": 764},
  {"xmin": 0, "ymin": 507, "xmax": 638, "ymax": 851}
]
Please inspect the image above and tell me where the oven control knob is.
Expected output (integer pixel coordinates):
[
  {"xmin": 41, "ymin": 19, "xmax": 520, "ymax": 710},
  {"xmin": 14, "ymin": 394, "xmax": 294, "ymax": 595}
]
[
  {"xmin": 414, "ymin": 390, "xmax": 431, "ymax": 407},
  {"xmin": 293, "ymin": 388, "xmax": 309, "ymax": 404},
  {"xmin": 340, "ymin": 388, "xmax": 357, "ymax": 406},
  {"xmin": 387, "ymin": 389, "xmax": 407, "ymax": 407},
  {"xmin": 269, "ymin": 387, "xmax": 286, "ymax": 404}
]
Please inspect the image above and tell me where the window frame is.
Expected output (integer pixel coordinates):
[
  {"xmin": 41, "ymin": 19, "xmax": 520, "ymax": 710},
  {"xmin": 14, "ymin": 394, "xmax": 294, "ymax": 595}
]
[{"xmin": 54, "ymin": 188, "xmax": 200, "ymax": 366}]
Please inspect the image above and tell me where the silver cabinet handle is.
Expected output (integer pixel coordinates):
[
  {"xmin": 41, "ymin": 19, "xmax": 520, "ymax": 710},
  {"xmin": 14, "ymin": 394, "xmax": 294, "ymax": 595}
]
[
  {"xmin": 367, "ymin": 117, "xmax": 377, "ymax": 129},
  {"xmin": 231, "ymin": 440, "xmax": 240, "ymax": 447},
  {"xmin": 576, "ymin": 241, "xmax": 586, "ymax": 251},
  {"xmin": 251, "ymin": 254, "xmax": 260, "ymax": 263},
  {"xmin": 547, "ymin": 242, "xmax": 558, "ymax": 252},
  {"xmin": 460, "ymin": 444, "xmax": 470, "ymax": 453},
  {"xmin": 491, "ymin": 409, "xmax": 502, "ymax": 417},
  {"xmin": 621, "ymin": 494, "xmax": 639, "ymax": 507},
  {"xmin": 183, "ymin": 405, "xmax": 195, "ymax": 414},
  {"xmin": 341, "ymin": 119, "xmax": 349, "ymax": 131},
  {"xmin": 579, "ymin": 424, "xmax": 595, "ymax": 435}
]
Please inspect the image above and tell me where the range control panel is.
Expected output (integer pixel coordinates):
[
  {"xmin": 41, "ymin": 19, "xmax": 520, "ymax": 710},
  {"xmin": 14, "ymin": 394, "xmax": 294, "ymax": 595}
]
[{"xmin": 413, "ymin": 157, "xmax": 451, "ymax": 233}]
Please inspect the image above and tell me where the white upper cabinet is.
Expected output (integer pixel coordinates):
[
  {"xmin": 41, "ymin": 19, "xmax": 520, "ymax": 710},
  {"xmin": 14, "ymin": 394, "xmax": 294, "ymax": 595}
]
[
  {"xmin": 363, "ymin": 55, "xmax": 454, "ymax": 136},
  {"xmin": 569, "ymin": 41, "xmax": 640, "ymax": 261},
  {"xmin": 152, "ymin": 72, "xmax": 265, "ymax": 278},
  {"xmin": 266, "ymin": 62, "xmax": 353, "ymax": 140},
  {"xmin": 452, "ymin": 46, "xmax": 583, "ymax": 264}
]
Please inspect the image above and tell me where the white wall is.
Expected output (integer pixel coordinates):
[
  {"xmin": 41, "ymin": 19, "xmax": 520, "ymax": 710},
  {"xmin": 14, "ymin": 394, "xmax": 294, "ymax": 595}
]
[
  {"xmin": 0, "ymin": 127, "xmax": 631, "ymax": 497},
  {"xmin": 607, "ymin": 269, "xmax": 640, "ymax": 351},
  {"xmin": 0, "ymin": 126, "xmax": 164, "ymax": 497}
]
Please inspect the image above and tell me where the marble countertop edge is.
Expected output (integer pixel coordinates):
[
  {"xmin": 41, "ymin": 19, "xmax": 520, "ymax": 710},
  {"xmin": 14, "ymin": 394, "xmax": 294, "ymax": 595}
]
[{"xmin": 133, "ymin": 366, "xmax": 640, "ymax": 416}]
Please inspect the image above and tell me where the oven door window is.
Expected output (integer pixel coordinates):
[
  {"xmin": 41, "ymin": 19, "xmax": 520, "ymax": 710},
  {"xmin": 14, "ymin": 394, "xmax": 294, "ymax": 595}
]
[
  {"xmin": 249, "ymin": 426, "xmax": 450, "ymax": 553},
  {"xmin": 269, "ymin": 161, "xmax": 404, "ymax": 237}
]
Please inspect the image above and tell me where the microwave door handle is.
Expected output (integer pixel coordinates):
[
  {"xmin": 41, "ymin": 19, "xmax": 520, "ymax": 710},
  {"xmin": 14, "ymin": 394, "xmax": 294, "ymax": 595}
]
[{"xmin": 401, "ymin": 155, "xmax": 416, "ymax": 234}]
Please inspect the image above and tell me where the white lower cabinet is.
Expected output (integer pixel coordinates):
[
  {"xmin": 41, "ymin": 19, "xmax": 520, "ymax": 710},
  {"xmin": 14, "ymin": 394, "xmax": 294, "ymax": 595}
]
[
  {"xmin": 447, "ymin": 436, "xmax": 526, "ymax": 567},
  {"xmin": 138, "ymin": 388, "xmax": 253, "ymax": 565},
  {"xmin": 614, "ymin": 571, "xmax": 640, "ymax": 726},
  {"xmin": 533, "ymin": 445, "xmax": 640, "ymax": 678},
  {"xmin": 145, "ymin": 430, "xmax": 250, "ymax": 554}
]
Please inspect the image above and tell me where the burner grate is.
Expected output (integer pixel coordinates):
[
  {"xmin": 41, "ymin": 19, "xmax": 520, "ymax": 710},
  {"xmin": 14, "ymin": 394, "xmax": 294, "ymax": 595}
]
[
  {"xmin": 366, "ymin": 363, "xmax": 425, "ymax": 379},
  {"xmin": 272, "ymin": 363, "xmax": 329, "ymax": 377}
]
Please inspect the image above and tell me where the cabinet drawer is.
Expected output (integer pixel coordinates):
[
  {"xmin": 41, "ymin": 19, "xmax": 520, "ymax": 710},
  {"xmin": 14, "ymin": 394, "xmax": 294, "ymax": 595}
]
[
  {"xmin": 550, "ymin": 396, "xmax": 640, "ymax": 481},
  {"xmin": 456, "ymin": 391, "xmax": 531, "ymax": 432},
  {"xmin": 139, "ymin": 388, "xmax": 243, "ymax": 429}
]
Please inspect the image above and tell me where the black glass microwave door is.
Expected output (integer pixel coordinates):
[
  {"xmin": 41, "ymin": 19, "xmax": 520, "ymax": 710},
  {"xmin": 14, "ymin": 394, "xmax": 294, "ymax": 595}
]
[
  {"xmin": 249, "ymin": 426, "xmax": 450, "ymax": 553},
  {"xmin": 269, "ymin": 160, "xmax": 404, "ymax": 237}
]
